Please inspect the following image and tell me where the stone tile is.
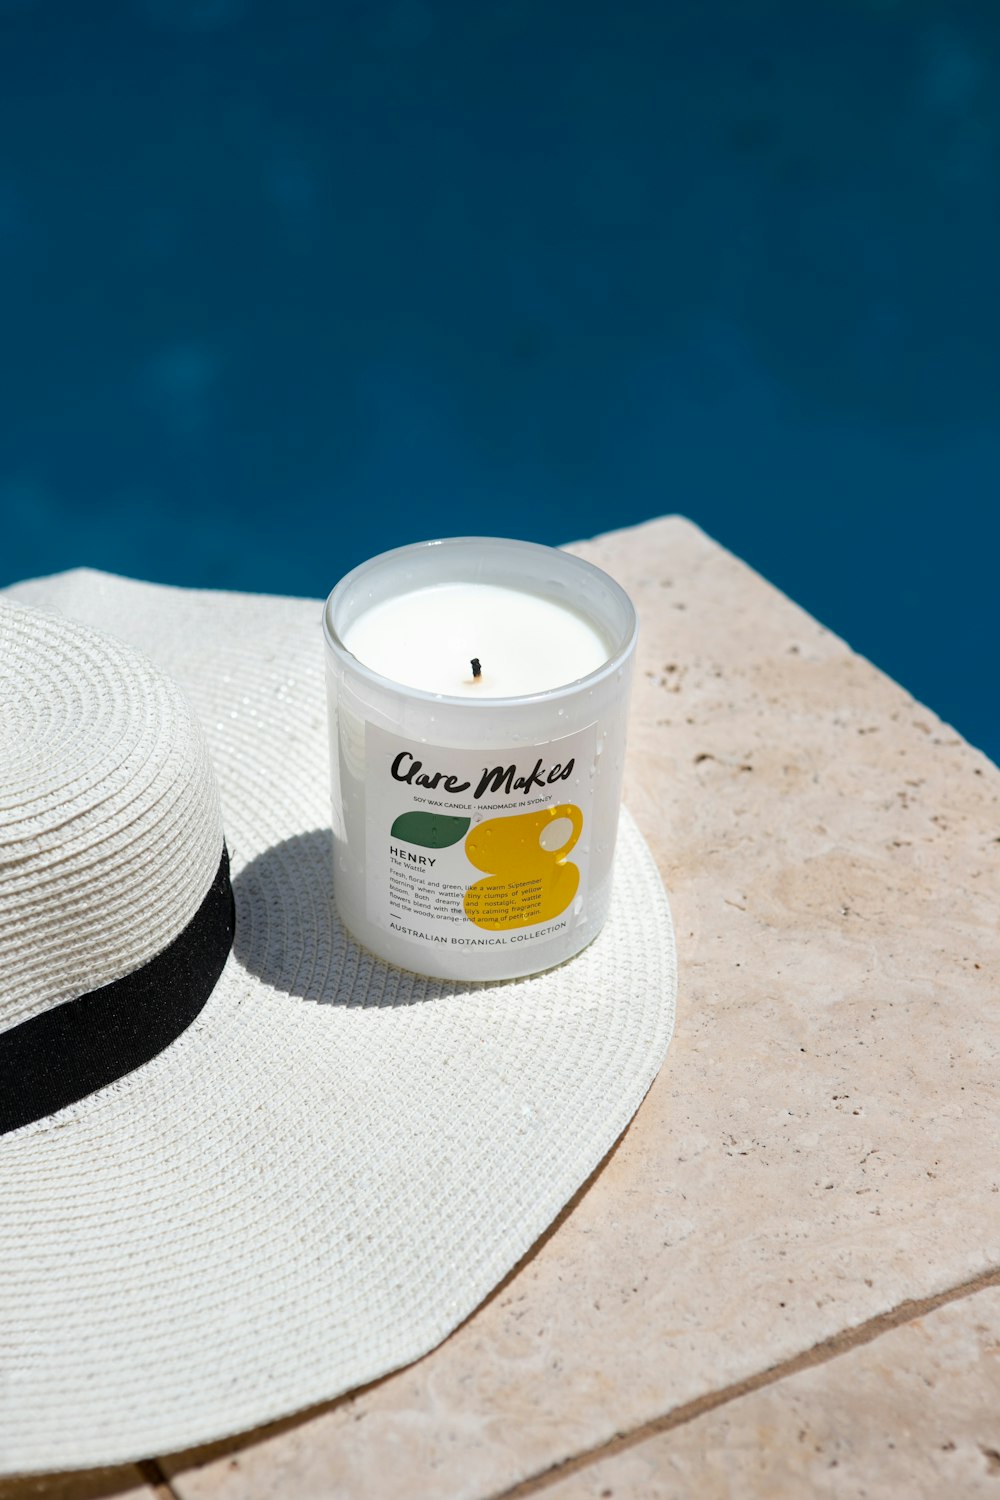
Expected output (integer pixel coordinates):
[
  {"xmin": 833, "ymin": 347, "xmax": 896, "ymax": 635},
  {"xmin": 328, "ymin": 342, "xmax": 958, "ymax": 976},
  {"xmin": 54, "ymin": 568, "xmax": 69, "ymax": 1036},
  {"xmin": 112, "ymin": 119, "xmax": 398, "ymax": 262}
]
[
  {"xmin": 0, "ymin": 1468, "xmax": 155, "ymax": 1500},
  {"xmin": 545, "ymin": 1284, "xmax": 1000, "ymax": 1499},
  {"xmin": 162, "ymin": 516, "xmax": 1000, "ymax": 1500}
]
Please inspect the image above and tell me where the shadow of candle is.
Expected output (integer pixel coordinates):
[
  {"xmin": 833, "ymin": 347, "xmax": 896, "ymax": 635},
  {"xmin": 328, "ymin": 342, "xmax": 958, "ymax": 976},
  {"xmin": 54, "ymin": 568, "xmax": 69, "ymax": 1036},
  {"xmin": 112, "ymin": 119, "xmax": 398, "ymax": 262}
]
[{"xmin": 230, "ymin": 829, "xmax": 471, "ymax": 1008}]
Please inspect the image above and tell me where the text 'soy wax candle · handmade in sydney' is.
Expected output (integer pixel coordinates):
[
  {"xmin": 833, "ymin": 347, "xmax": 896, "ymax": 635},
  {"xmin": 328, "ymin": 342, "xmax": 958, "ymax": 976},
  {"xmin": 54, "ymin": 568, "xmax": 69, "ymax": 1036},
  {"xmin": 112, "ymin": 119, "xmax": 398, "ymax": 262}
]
[{"xmin": 323, "ymin": 537, "xmax": 638, "ymax": 981}]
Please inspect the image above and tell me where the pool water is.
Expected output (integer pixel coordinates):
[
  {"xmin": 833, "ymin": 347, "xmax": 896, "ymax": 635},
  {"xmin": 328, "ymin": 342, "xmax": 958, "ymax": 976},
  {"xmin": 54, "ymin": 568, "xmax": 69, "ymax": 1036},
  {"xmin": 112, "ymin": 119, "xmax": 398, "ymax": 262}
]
[{"xmin": 1, "ymin": 1, "xmax": 997, "ymax": 760}]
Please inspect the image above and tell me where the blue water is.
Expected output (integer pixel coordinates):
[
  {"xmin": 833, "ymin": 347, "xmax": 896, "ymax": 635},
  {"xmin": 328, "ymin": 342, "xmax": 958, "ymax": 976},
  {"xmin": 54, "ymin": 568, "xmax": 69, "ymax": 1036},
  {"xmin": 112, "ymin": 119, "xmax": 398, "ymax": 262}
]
[{"xmin": 1, "ymin": 2, "xmax": 998, "ymax": 760}]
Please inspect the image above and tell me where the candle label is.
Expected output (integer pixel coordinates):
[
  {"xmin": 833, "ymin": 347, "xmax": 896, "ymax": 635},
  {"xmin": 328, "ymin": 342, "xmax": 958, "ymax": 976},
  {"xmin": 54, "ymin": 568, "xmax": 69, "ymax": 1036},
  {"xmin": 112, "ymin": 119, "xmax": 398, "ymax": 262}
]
[{"xmin": 364, "ymin": 722, "xmax": 597, "ymax": 952}]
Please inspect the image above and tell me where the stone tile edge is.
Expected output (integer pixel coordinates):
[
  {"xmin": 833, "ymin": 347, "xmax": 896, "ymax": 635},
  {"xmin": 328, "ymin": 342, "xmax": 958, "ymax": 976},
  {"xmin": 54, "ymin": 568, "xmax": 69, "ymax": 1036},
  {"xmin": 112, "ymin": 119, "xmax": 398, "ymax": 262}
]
[{"xmin": 487, "ymin": 1261, "xmax": 1000, "ymax": 1500}]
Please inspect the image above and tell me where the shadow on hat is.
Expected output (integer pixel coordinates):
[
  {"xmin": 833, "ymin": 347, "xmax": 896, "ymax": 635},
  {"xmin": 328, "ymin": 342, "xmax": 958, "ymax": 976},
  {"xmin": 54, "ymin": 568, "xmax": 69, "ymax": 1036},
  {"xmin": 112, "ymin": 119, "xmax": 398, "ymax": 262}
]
[{"xmin": 232, "ymin": 829, "xmax": 457, "ymax": 1009}]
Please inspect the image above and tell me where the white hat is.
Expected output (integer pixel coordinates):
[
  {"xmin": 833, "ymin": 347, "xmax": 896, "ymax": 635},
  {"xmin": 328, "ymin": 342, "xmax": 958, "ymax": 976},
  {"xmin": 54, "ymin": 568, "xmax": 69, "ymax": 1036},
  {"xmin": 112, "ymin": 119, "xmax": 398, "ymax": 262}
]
[{"xmin": 0, "ymin": 569, "xmax": 676, "ymax": 1475}]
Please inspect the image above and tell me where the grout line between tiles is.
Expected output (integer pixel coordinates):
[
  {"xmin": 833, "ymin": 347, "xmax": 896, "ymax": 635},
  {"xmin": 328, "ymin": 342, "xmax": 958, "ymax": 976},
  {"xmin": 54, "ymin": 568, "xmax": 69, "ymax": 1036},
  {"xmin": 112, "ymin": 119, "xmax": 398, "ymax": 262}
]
[
  {"xmin": 486, "ymin": 1261, "xmax": 1000, "ymax": 1500},
  {"xmin": 137, "ymin": 1459, "xmax": 181, "ymax": 1500}
]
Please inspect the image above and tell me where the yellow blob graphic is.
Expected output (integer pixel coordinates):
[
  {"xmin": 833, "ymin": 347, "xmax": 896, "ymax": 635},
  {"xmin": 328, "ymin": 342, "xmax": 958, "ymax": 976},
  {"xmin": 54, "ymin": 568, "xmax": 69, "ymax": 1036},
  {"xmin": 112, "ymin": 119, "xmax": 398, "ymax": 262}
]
[{"xmin": 463, "ymin": 804, "xmax": 583, "ymax": 931}]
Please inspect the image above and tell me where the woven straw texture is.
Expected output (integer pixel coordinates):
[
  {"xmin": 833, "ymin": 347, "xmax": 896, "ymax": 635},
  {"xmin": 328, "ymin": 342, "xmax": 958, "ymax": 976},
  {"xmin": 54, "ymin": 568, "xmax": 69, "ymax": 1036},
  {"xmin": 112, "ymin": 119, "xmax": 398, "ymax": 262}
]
[
  {"xmin": 0, "ymin": 569, "xmax": 677, "ymax": 1475},
  {"xmin": 0, "ymin": 602, "xmax": 223, "ymax": 1031}
]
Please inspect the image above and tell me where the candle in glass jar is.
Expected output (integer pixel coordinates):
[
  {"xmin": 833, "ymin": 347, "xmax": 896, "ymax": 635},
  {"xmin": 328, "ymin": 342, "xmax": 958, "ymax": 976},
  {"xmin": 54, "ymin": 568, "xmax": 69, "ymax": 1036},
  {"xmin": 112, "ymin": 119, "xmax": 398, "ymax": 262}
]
[{"xmin": 324, "ymin": 538, "xmax": 637, "ymax": 982}]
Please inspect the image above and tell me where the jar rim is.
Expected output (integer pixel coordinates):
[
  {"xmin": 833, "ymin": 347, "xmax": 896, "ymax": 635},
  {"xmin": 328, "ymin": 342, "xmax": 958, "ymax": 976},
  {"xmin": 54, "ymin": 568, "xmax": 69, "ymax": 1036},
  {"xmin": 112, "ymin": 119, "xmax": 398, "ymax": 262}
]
[{"xmin": 322, "ymin": 536, "xmax": 638, "ymax": 708}]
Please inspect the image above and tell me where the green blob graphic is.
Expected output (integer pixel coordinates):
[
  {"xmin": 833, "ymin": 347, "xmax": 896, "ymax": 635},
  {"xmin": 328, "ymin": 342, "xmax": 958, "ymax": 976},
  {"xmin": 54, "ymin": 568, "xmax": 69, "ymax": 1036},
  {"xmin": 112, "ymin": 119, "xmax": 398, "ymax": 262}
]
[{"xmin": 390, "ymin": 811, "xmax": 471, "ymax": 849}]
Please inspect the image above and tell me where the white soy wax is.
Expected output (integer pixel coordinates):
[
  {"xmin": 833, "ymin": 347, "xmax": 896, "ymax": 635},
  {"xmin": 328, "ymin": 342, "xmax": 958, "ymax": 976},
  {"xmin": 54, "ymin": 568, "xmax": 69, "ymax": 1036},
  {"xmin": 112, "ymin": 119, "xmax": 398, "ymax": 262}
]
[
  {"xmin": 323, "ymin": 537, "xmax": 637, "ymax": 982},
  {"xmin": 342, "ymin": 582, "xmax": 610, "ymax": 698}
]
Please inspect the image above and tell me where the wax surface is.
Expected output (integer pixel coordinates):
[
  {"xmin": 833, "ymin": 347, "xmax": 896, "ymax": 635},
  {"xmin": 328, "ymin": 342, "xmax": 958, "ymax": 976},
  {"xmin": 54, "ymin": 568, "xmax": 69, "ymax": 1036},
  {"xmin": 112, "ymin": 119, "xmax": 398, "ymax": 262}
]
[{"xmin": 343, "ymin": 583, "xmax": 611, "ymax": 696}]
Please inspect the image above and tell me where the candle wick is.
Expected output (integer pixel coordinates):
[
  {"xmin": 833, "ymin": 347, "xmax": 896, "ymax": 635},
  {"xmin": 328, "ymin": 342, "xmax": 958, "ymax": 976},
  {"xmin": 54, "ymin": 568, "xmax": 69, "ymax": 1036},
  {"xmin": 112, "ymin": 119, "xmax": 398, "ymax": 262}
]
[{"xmin": 471, "ymin": 657, "xmax": 482, "ymax": 680}]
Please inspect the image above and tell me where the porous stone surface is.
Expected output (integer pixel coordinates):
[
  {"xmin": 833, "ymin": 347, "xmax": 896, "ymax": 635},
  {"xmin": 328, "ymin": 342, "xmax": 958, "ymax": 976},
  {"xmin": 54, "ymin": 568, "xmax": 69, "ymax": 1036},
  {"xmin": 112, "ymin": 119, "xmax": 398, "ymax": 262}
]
[
  {"xmin": 157, "ymin": 515, "xmax": 1000, "ymax": 1500},
  {"xmin": 544, "ymin": 1286, "xmax": 1000, "ymax": 1499},
  {"xmin": 0, "ymin": 1469, "xmax": 154, "ymax": 1500}
]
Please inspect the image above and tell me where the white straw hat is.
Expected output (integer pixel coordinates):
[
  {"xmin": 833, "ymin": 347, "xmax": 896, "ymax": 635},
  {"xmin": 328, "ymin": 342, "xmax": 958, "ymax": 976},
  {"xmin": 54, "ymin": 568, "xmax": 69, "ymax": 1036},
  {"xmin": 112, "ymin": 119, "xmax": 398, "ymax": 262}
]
[{"xmin": 0, "ymin": 569, "xmax": 676, "ymax": 1475}]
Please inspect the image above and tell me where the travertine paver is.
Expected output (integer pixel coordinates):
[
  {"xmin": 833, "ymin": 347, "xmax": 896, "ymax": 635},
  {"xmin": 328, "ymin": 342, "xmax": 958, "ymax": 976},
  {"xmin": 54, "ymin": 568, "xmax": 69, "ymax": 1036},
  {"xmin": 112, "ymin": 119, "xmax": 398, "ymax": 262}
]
[
  {"xmin": 0, "ymin": 1470, "xmax": 154, "ymax": 1500},
  {"xmin": 156, "ymin": 517, "xmax": 1000, "ymax": 1500},
  {"xmin": 543, "ymin": 1285, "xmax": 1000, "ymax": 1499}
]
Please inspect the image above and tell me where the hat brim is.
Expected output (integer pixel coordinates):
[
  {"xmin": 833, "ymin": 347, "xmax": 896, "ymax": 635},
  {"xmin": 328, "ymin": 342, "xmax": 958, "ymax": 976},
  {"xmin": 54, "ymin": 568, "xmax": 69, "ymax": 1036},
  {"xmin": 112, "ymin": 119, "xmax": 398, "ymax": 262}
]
[{"xmin": 0, "ymin": 569, "xmax": 676, "ymax": 1474}]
